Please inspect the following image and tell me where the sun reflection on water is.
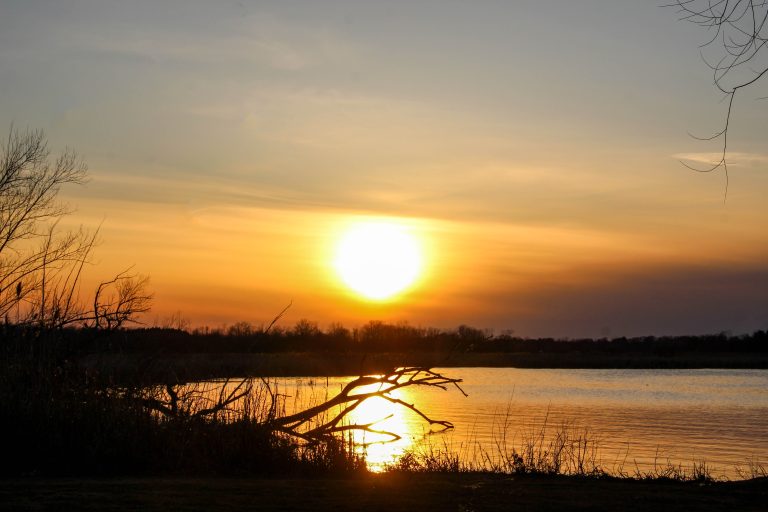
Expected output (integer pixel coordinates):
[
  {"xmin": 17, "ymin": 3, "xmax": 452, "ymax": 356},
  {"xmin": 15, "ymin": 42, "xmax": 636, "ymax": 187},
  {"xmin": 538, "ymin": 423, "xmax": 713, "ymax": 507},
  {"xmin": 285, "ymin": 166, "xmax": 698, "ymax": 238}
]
[
  {"xmin": 340, "ymin": 383, "xmax": 421, "ymax": 471},
  {"xmin": 191, "ymin": 375, "xmax": 451, "ymax": 472},
  {"xmin": 192, "ymin": 368, "xmax": 768, "ymax": 479}
]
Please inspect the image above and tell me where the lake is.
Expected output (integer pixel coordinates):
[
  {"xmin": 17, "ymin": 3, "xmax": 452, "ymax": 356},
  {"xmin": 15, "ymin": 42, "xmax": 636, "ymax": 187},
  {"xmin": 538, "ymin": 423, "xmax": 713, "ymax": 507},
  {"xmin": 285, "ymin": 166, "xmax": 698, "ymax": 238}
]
[{"xmin": 262, "ymin": 368, "xmax": 768, "ymax": 479}]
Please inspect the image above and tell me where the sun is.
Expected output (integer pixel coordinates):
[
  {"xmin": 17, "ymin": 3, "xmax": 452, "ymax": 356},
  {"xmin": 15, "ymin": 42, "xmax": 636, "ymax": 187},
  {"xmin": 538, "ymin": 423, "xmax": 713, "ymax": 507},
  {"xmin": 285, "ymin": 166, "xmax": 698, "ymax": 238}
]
[{"xmin": 334, "ymin": 221, "xmax": 423, "ymax": 300}]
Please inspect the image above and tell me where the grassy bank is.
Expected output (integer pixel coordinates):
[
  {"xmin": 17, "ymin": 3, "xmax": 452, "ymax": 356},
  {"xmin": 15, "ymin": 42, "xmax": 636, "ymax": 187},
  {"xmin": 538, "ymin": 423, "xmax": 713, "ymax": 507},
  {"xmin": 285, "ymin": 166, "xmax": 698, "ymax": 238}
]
[{"xmin": 0, "ymin": 329, "xmax": 367, "ymax": 478}]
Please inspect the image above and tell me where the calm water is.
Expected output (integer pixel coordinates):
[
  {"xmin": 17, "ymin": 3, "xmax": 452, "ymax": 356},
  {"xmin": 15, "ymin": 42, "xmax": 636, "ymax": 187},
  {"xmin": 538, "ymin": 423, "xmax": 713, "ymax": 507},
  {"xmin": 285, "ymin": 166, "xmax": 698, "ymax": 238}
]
[{"xmin": 268, "ymin": 368, "xmax": 768, "ymax": 479}]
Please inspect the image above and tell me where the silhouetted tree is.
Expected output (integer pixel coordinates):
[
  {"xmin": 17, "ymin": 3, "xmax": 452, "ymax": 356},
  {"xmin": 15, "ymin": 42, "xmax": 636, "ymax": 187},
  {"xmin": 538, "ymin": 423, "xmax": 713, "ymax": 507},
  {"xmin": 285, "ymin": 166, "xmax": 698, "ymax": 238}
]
[
  {"xmin": 89, "ymin": 268, "xmax": 152, "ymax": 330},
  {"xmin": 292, "ymin": 318, "xmax": 321, "ymax": 338},
  {"xmin": 0, "ymin": 126, "xmax": 151, "ymax": 329},
  {"xmin": 228, "ymin": 321, "xmax": 255, "ymax": 337}
]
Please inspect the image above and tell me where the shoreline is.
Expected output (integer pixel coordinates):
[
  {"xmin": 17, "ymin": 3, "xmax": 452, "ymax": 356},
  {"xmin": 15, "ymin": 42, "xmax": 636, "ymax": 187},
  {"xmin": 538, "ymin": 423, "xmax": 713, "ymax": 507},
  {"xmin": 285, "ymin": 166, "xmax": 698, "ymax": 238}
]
[
  {"xmin": 82, "ymin": 351, "xmax": 768, "ymax": 379},
  {"xmin": 1, "ymin": 473, "xmax": 766, "ymax": 511}
]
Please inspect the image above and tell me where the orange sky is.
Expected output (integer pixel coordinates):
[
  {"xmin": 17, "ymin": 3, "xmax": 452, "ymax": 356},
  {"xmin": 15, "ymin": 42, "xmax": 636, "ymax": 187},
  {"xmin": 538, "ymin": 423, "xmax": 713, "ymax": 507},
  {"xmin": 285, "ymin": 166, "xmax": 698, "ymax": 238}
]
[{"xmin": 3, "ymin": 1, "xmax": 767, "ymax": 336}]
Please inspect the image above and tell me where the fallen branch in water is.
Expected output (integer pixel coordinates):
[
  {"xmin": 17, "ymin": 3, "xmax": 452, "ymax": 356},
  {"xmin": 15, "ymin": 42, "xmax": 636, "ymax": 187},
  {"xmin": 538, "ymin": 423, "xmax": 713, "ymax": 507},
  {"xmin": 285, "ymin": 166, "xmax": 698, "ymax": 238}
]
[
  {"xmin": 266, "ymin": 367, "xmax": 467, "ymax": 445},
  {"xmin": 139, "ymin": 367, "xmax": 467, "ymax": 447}
]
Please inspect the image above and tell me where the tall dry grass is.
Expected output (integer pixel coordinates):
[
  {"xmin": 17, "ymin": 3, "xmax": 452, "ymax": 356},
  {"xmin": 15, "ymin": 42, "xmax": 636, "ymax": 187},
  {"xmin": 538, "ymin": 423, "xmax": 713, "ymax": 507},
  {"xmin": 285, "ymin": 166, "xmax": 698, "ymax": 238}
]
[
  {"xmin": 0, "ymin": 328, "xmax": 365, "ymax": 476},
  {"xmin": 389, "ymin": 404, "xmax": 729, "ymax": 483}
]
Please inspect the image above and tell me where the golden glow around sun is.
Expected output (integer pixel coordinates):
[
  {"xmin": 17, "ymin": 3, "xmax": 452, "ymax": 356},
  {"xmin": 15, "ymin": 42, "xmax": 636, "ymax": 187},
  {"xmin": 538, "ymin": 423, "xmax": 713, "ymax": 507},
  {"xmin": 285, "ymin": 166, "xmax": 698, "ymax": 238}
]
[{"xmin": 334, "ymin": 221, "xmax": 423, "ymax": 300}]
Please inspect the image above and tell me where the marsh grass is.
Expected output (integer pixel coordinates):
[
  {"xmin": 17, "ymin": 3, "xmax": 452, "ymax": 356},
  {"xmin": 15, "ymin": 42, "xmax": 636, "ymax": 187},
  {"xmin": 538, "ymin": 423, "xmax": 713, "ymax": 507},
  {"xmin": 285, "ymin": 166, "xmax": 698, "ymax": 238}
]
[
  {"xmin": 2, "ymin": 378, "xmax": 367, "ymax": 476},
  {"xmin": 389, "ymin": 405, "xmax": 727, "ymax": 483},
  {"xmin": 0, "ymin": 329, "xmax": 365, "ymax": 476},
  {"xmin": 392, "ymin": 409, "xmax": 602, "ymax": 477},
  {"xmin": 735, "ymin": 456, "xmax": 767, "ymax": 480}
]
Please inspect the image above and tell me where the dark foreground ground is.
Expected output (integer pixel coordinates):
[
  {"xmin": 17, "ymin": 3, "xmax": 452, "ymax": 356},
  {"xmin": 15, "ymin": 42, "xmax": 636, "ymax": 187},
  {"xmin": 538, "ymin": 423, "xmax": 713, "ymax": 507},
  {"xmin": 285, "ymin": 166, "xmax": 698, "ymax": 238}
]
[{"xmin": 2, "ymin": 473, "xmax": 766, "ymax": 512}]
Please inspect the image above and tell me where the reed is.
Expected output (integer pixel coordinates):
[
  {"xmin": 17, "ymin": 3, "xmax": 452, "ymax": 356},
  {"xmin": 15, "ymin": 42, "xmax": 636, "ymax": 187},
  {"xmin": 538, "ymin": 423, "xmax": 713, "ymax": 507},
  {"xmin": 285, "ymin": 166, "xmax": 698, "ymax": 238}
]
[
  {"xmin": 735, "ymin": 456, "xmax": 767, "ymax": 480},
  {"xmin": 0, "ymin": 329, "xmax": 365, "ymax": 476},
  {"xmin": 389, "ymin": 406, "xmax": 721, "ymax": 483}
]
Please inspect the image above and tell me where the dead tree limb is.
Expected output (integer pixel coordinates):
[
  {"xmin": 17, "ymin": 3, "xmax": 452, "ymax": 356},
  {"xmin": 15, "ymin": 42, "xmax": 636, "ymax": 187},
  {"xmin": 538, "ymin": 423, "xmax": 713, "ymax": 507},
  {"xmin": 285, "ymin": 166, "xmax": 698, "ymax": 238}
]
[
  {"xmin": 265, "ymin": 367, "xmax": 467, "ymax": 445},
  {"xmin": 138, "ymin": 367, "xmax": 467, "ymax": 448},
  {"xmin": 668, "ymin": 0, "xmax": 768, "ymax": 199}
]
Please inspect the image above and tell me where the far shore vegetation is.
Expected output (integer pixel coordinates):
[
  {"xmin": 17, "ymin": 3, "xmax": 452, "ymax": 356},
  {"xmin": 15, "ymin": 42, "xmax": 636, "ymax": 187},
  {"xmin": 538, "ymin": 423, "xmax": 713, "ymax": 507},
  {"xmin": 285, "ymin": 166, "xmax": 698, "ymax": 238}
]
[{"xmin": 62, "ymin": 322, "xmax": 768, "ymax": 380}]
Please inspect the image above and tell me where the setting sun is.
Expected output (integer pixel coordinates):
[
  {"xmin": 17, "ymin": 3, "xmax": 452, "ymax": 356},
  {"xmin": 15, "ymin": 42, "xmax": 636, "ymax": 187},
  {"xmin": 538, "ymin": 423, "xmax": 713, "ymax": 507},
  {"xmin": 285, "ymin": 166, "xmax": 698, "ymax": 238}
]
[{"xmin": 333, "ymin": 221, "xmax": 423, "ymax": 300}]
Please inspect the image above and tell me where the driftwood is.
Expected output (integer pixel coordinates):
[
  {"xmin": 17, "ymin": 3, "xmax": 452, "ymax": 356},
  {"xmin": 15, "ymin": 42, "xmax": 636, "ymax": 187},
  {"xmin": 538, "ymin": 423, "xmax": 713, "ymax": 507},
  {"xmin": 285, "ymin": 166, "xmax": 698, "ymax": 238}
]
[
  {"xmin": 266, "ymin": 367, "xmax": 467, "ymax": 445},
  {"xmin": 140, "ymin": 367, "xmax": 467, "ymax": 446}
]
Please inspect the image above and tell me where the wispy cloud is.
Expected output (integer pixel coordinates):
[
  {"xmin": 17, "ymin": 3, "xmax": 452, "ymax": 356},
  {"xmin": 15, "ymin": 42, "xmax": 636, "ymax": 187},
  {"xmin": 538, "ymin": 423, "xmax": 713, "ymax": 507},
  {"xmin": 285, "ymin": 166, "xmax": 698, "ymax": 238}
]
[
  {"xmin": 0, "ymin": 2, "xmax": 358, "ymax": 72},
  {"xmin": 80, "ymin": 30, "xmax": 354, "ymax": 72},
  {"xmin": 673, "ymin": 152, "xmax": 768, "ymax": 167}
]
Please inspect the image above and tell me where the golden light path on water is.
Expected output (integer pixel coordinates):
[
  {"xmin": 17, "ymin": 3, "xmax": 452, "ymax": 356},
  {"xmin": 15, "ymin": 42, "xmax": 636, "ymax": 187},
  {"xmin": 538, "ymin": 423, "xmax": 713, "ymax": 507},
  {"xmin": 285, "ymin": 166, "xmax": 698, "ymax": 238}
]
[
  {"xmin": 271, "ymin": 376, "xmax": 440, "ymax": 471},
  {"xmin": 189, "ymin": 369, "xmax": 768, "ymax": 478},
  {"xmin": 183, "ymin": 376, "xmax": 441, "ymax": 472},
  {"xmin": 335, "ymin": 383, "xmax": 453, "ymax": 471},
  {"xmin": 343, "ymin": 388, "xmax": 411, "ymax": 471}
]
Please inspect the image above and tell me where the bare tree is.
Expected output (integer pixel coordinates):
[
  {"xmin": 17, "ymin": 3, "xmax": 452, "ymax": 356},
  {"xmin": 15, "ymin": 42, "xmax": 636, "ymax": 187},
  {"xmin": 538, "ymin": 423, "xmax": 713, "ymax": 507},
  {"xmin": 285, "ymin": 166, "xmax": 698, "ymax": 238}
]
[
  {"xmin": 89, "ymin": 268, "xmax": 152, "ymax": 330},
  {"xmin": 0, "ymin": 126, "xmax": 151, "ymax": 328},
  {"xmin": 670, "ymin": 1, "xmax": 768, "ymax": 196},
  {"xmin": 0, "ymin": 127, "xmax": 88, "ymax": 321}
]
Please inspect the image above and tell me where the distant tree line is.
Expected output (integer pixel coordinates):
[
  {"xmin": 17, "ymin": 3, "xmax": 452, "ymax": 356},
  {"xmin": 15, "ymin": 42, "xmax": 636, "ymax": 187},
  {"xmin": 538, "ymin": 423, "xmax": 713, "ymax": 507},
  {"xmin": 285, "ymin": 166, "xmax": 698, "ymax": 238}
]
[{"xmin": 30, "ymin": 320, "xmax": 768, "ymax": 357}]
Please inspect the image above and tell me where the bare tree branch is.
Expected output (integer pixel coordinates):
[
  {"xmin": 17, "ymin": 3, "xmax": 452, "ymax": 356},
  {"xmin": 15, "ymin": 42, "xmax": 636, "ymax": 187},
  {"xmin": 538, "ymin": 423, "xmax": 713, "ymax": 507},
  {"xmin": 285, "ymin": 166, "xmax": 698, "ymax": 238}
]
[
  {"xmin": 669, "ymin": 0, "xmax": 768, "ymax": 200},
  {"xmin": 0, "ymin": 126, "xmax": 152, "ymax": 329},
  {"xmin": 138, "ymin": 367, "xmax": 467, "ymax": 450},
  {"xmin": 0, "ymin": 127, "xmax": 88, "ymax": 318},
  {"xmin": 266, "ymin": 367, "xmax": 467, "ymax": 445}
]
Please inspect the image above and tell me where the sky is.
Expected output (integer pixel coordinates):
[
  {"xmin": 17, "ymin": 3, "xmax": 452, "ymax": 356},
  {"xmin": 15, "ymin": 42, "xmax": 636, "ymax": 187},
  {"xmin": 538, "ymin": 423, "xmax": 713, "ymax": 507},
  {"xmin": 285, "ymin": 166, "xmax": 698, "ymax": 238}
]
[{"xmin": 1, "ymin": 0, "xmax": 766, "ymax": 337}]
